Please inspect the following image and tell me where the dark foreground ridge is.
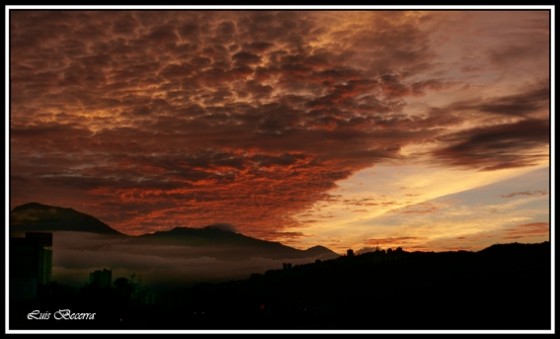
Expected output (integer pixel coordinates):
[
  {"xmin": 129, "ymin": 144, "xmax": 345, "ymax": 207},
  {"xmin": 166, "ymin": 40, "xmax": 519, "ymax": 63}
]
[{"xmin": 10, "ymin": 241, "xmax": 551, "ymax": 330}]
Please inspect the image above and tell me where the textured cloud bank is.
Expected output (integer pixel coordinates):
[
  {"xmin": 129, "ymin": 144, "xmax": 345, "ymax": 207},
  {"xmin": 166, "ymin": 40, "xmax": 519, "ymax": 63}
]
[{"xmin": 10, "ymin": 11, "xmax": 549, "ymax": 243}]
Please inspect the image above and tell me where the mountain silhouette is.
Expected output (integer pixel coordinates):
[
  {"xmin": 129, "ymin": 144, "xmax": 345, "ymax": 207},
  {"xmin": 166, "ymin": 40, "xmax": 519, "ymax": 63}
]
[
  {"xmin": 11, "ymin": 241, "xmax": 549, "ymax": 330},
  {"xmin": 304, "ymin": 245, "xmax": 335, "ymax": 257},
  {"xmin": 10, "ymin": 202, "xmax": 123, "ymax": 235},
  {"xmin": 139, "ymin": 226, "xmax": 339, "ymax": 260},
  {"xmin": 9, "ymin": 203, "xmax": 339, "ymax": 268},
  {"xmin": 7, "ymin": 203, "xmax": 551, "ymax": 330},
  {"xmin": 155, "ymin": 241, "xmax": 551, "ymax": 330}
]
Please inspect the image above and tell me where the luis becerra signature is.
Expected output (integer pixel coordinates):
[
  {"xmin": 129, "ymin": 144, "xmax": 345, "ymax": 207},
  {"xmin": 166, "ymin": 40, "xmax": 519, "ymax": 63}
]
[{"xmin": 27, "ymin": 309, "xmax": 96, "ymax": 320}]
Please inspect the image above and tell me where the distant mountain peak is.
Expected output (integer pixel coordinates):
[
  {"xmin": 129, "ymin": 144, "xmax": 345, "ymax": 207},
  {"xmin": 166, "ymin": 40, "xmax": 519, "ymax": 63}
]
[
  {"xmin": 12, "ymin": 202, "xmax": 59, "ymax": 211},
  {"xmin": 139, "ymin": 225, "xmax": 339, "ymax": 260},
  {"xmin": 10, "ymin": 202, "xmax": 122, "ymax": 235},
  {"xmin": 306, "ymin": 245, "xmax": 330, "ymax": 251},
  {"xmin": 305, "ymin": 245, "xmax": 339, "ymax": 257},
  {"xmin": 203, "ymin": 223, "xmax": 237, "ymax": 233}
]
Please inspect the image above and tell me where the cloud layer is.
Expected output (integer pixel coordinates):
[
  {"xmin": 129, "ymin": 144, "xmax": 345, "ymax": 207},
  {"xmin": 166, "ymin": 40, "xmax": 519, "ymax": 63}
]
[{"xmin": 10, "ymin": 11, "xmax": 550, "ymax": 244}]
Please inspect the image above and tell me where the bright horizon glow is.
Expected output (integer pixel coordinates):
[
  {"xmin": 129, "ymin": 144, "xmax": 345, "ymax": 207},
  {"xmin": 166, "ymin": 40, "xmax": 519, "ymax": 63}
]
[{"xmin": 289, "ymin": 161, "xmax": 549, "ymax": 252}]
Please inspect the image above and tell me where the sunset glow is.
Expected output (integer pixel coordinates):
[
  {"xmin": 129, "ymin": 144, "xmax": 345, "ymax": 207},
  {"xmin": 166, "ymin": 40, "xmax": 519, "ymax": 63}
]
[{"xmin": 9, "ymin": 10, "xmax": 550, "ymax": 253}]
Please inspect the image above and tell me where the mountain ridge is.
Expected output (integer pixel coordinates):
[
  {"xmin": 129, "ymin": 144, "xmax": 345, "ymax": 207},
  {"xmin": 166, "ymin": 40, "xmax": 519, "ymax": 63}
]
[
  {"xmin": 10, "ymin": 202, "xmax": 339, "ymax": 260},
  {"xmin": 10, "ymin": 202, "xmax": 123, "ymax": 235},
  {"xmin": 138, "ymin": 225, "xmax": 338, "ymax": 259}
]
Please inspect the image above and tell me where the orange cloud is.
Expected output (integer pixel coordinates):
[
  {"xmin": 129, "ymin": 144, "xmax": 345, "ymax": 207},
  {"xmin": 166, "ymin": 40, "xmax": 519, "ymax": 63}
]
[{"xmin": 10, "ymin": 10, "xmax": 550, "ymax": 247}]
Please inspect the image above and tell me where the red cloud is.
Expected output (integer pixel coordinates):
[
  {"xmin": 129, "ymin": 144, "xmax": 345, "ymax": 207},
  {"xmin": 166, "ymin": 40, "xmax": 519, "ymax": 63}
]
[{"xmin": 9, "ymin": 11, "xmax": 550, "ymax": 242}]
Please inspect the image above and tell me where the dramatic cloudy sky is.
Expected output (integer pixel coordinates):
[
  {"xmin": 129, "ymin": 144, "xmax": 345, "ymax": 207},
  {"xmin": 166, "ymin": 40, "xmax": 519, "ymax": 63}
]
[{"xmin": 9, "ymin": 10, "xmax": 550, "ymax": 252}]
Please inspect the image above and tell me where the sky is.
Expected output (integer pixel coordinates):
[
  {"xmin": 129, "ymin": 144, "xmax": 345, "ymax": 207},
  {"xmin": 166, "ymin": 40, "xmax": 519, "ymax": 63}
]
[{"xmin": 9, "ymin": 9, "xmax": 551, "ymax": 253}]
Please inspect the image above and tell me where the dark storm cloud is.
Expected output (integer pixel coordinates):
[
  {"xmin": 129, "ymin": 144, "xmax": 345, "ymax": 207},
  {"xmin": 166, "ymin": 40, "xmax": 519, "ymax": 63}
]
[
  {"xmin": 449, "ymin": 85, "xmax": 549, "ymax": 117},
  {"xmin": 10, "ymin": 11, "xmax": 550, "ymax": 237},
  {"xmin": 432, "ymin": 118, "xmax": 549, "ymax": 170}
]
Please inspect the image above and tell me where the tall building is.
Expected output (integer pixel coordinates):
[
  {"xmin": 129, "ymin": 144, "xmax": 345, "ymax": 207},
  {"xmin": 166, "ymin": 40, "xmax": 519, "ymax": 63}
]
[
  {"xmin": 89, "ymin": 268, "xmax": 112, "ymax": 288},
  {"xmin": 10, "ymin": 232, "xmax": 53, "ymax": 300}
]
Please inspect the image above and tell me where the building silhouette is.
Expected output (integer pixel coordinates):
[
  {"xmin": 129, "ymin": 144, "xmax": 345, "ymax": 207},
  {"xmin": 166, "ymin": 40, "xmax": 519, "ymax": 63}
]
[
  {"xmin": 89, "ymin": 268, "xmax": 112, "ymax": 288},
  {"xmin": 347, "ymin": 249, "xmax": 354, "ymax": 257},
  {"xmin": 10, "ymin": 232, "xmax": 53, "ymax": 300},
  {"xmin": 283, "ymin": 263, "xmax": 293, "ymax": 270}
]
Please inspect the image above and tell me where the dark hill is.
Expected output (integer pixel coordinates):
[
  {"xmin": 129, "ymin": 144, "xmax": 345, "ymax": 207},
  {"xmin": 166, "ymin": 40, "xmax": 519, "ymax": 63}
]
[
  {"xmin": 139, "ymin": 226, "xmax": 339, "ymax": 260},
  {"xmin": 155, "ymin": 241, "xmax": 551, "ymax": 330},
  {"xmin": 9, "ymin": 202, "xmax": 339, "ymax": 264},
  {"xmin": 10, "ymin": 202, "xmax": 123, "ymax": 235}
]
